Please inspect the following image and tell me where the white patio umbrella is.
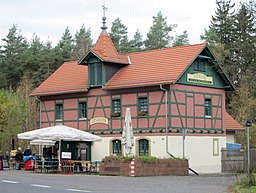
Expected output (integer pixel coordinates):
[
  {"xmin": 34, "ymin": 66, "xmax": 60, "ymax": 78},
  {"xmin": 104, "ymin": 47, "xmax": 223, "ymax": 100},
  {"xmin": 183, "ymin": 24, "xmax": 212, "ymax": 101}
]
[
  {"xmin": 30, "ymin": 139, "xmax": 56, "ymax": 146},
  {"xmin": 18, "ymin": 125, "xmax": 102, "ymax": 142},
  {"xmin": 30, "ymin": 139, "xmax": 56, "ymax": 156},
  {"xmin": 122, "ymin": 108, "xmax": 134, "ymax": 155},
  {"xmin": 18, "ymin": 125, "xmax": 102, "ymax": 169}
]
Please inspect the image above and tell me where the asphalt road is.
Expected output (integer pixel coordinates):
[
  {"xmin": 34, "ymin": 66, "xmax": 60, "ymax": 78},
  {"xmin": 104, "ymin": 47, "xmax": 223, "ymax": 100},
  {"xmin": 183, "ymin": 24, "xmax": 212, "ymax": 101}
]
[{"xmin": 0, "ymin": 170, "xmax": 235, "ymax": 193}]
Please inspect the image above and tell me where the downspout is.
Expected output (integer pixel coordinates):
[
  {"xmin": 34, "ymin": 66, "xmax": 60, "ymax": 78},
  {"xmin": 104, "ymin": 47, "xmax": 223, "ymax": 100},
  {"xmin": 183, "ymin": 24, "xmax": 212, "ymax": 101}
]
[
  {"xmin": 36, "ymin": 96, "xmax": 42, "ymax": 128},
  {"xmin": 159, "ymin": 84, "xmax": 199, "ymax": 175},
  {"xmin": 159, "ymin": 84, "xmax": 175, "ymax": 158}
]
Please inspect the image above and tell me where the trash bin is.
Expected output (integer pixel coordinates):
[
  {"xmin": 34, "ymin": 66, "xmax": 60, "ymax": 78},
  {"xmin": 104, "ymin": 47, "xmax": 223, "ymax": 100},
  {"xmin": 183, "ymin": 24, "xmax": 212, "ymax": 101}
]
[{"xmin": 25, "ymin": 157, "xmax": 34, "ymax": 171}]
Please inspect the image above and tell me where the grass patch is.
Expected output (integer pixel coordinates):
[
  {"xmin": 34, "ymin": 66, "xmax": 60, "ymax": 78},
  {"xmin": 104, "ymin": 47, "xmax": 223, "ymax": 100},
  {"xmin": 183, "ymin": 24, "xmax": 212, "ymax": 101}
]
[{"xmin": 232, "ymin": 173, "xmax": 256, "ymax": 193}]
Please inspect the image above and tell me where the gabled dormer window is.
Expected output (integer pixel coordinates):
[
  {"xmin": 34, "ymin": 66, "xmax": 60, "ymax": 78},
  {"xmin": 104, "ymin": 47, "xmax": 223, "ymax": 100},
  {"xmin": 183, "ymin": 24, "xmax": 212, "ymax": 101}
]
[{"xmin": 89, "ymin": 63, "xmax": 103, "ymax": 87}]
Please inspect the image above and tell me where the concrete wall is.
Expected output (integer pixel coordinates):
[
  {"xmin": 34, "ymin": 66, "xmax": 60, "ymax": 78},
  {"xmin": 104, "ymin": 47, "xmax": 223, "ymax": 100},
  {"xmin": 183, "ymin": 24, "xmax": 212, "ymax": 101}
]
[{"xmin": 91, "ymin": 135, "xmax": 226, "ymax": 173}]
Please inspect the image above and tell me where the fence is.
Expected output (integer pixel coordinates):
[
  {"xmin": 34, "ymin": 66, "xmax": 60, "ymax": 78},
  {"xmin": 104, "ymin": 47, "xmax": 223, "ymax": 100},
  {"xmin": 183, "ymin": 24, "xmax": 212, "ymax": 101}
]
[{"xmin": 221, "ymin": 148, "xmax": 256, "ymax": 173}]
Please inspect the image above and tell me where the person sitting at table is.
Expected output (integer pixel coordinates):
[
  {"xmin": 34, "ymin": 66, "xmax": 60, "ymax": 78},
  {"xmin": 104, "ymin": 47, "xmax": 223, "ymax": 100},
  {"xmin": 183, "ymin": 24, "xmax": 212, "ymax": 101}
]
[
  {"xmin": 15, "ymin": 147, "xmax": 23, "ymax": 170},
  {"xmin": 23, "ymin": 145, "xmax": 32, "ymax": 156}
]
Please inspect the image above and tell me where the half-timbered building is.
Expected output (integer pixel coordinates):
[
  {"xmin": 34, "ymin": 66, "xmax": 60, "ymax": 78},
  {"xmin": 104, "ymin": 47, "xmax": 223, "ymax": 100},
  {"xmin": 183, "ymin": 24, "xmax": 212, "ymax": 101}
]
[{"xmin": 30, "ymin": 17, "xmax": 243, "ymax": 173}]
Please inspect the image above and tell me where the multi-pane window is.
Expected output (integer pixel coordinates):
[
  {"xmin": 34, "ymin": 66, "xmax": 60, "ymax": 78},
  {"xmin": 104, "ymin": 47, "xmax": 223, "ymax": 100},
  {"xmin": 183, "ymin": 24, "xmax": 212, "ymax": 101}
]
[
  {"xmin": 139, "ymin": 139, "xmax": 149, "ymax": 156},
  {"xmin": 55, "ymin": 103, "xmax": 63, "ymax": 120},
  {"xmin": 112, "ymin": 140, "xmax": 122, "ymax": 156},
  {"xmin": 79, "ymin": 101, "xmax": 87, "ymax": 119},
  {"xmin": 204, "ymin": 98, "xmax": 212, "ymax": 117},
  {"xmin": 138, "ymin": 97, "xmax": 148, "ymax": 114},
  {"xmin": 89, "ymin": 63, "xmax": 103, "ymax": 87},
  {"xmin": 111, "ymin": 99, "xmax": 121, "ymax": 117}
]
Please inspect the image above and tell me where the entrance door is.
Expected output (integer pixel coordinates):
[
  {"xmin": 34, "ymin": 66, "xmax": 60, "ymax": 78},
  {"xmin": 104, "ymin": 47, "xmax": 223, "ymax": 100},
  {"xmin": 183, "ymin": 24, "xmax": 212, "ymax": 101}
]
[{"xmin": 76, "ymin": 143, "xmax": 90, "ymax": 161}]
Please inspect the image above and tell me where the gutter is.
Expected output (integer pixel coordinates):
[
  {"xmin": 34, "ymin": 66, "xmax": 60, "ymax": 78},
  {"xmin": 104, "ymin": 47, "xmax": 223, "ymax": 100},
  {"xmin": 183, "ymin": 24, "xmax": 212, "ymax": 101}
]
[{"xmin": 159, "ymin": 84, "xmax": 199, "ymax": 176}]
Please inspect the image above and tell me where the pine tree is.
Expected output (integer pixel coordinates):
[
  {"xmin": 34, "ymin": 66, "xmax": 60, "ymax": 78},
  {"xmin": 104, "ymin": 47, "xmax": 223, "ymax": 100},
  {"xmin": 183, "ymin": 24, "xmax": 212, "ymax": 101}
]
[
  {"xmin": 22, "ymin": 34, "xmax": 45, "ymax": 86},
  {"xmin": 144, "ymin": 11, "xmax": 177, "ymax": 50},
  {"xmin": 73, "ymin": 24, "xmax": 92, "ymax": 59},
  {"xmin": 54, "ymin": 27, "xmax": 74, "ymax": 69},
  {"xmin": 201, "ymin": 0, "xmax": 236, "ymax": 83},
  {"xmin": 172, "ymin": 31, "xmax": 190, "ymax": 47},
  {"xmin": 109, "ymin": 17, "xmax": 131, "ymax": 53},
  {"xmin": 233, "ymin": 4, "xmax": 256, "ymax": 72},
  {"xmin": 130, "ymin": 29, "xmax": 144, "ymax": 52},
  {"xmin": 0, "ymin": 24, "xmax": 29, "ymax": 89},
  {"xmin": 34, "ymin": 39, "xmax": 56, "ymax": 86},
  {"xmin": 211, "ymin": 0, "xmax": 236, "ymax": 47}
]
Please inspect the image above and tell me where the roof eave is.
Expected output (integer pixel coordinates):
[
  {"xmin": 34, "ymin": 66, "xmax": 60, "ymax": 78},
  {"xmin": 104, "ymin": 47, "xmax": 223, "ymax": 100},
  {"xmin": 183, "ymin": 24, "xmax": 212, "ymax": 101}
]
[
  {"xmin": 226, "ymin": 128, "xmax": 245, "ymax": 131},
  {"xmin": 78, "ymin": 50, "xmax": 104, "ymax": 65},
  {"xmin": 78, "ymin": 50, "xmax": 129, "ymax": 65},
  {"xmin": 30, "ymin": 89, "xmax": 88, "ymax": 97},
  {"xmin": 103, "ymin": 81, "xmax": 174, "ymax": 90}
]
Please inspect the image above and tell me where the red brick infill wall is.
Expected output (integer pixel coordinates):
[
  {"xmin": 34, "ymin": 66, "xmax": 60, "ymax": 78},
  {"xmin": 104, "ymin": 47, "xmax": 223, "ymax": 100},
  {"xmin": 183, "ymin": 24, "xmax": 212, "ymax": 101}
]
[{"xmin": 99, "ymin": 159, "xmax": 188, "ymax": 177}]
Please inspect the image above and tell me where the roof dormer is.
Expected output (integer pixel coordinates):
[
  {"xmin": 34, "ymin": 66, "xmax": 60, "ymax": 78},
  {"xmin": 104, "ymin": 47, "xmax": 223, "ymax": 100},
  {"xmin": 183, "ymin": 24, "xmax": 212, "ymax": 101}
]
[{"xmin": 78, "ymin": 13, "xmax": 129, "ymax": 88}]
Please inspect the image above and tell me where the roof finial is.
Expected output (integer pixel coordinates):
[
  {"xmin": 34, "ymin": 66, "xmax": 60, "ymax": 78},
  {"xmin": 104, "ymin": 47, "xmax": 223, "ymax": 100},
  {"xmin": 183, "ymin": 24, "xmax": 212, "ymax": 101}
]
[{"xmin": 101, "ymin": 2, "xmax": 108, "ymax": 34}]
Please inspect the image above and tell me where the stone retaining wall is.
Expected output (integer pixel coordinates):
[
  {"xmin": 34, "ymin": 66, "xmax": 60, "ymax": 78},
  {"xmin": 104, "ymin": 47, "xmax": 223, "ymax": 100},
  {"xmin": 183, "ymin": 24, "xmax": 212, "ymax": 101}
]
[{"xmin": 99, "ymin": 159, "xmax": 188, "ymax": 177}]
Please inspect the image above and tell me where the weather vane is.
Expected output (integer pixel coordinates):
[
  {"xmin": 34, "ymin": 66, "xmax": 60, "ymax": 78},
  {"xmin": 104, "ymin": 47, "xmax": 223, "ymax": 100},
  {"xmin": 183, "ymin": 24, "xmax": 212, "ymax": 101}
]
[
  {"xmin": 101, "ymin": 1, "xmax": 108, "ymax": 33},
  {"xmin": 102, "ymin": 1, "xmax": 108, "ymax": 18}
]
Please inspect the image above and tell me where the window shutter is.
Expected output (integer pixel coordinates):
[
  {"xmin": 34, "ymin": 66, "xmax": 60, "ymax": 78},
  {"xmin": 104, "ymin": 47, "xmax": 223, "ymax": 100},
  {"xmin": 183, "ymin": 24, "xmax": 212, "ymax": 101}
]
[
  {"xmin": 96, "ymin": 63, "xmax": 103, "ymax": 85},
  {"xmin": 89, "ymin": 64, "xmax": 95, "ymax": 86}
]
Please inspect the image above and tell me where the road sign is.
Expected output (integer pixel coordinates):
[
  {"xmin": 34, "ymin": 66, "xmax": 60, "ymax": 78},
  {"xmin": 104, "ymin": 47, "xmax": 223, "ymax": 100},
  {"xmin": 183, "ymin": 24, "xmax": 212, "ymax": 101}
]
[{"xmin": 246, "ymin": 121, "xmax": 252, "ymax": 127}]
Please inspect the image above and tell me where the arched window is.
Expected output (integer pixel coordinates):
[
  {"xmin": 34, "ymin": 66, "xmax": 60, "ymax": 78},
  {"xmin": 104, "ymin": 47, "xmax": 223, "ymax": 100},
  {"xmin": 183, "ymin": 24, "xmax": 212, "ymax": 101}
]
[
  {"xmin": 138, "ymin": 139, "xmax": 149, "ymax": 156},
  {"xmin": 112, "ymin": 139, "xmax": 122, "ymax": 156}
]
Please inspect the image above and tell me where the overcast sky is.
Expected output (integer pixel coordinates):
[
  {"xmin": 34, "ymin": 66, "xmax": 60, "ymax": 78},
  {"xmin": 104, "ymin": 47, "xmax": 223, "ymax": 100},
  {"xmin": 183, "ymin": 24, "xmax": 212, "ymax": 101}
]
[{"xmin": 0, "ymin": 0, "xmax": 239, "ymax": 46}]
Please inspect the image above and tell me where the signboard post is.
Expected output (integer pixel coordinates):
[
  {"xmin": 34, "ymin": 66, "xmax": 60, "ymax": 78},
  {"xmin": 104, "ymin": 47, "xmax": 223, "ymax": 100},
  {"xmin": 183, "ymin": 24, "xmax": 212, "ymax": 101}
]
[
  {"xmin": 246, "ymin": 121, "xmax": 252, "ymax": 186},
  {"xmin": 182, "ymin": 128, "xmax": 187, "ymax": 159}
]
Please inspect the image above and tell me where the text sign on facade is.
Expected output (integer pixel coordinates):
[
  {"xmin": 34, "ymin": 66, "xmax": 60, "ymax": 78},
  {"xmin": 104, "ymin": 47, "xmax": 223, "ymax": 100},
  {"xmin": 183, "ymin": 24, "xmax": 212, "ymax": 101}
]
[
  {"xmin": 187, "ymin": 73, "xmax": 213, "ymax": 85},
  {"xmin": 62, "ymin": 152, "xmax": 71, "ymax": 159},
  {"xmin": 90, "ymin": 117, "xmax": 108, "ymax": 125}
]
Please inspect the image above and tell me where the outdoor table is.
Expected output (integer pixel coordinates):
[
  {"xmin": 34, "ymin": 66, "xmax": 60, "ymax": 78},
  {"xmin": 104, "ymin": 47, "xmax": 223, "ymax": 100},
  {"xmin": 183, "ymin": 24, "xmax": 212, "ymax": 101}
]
[
  {"xmin": 34, "ymin": 160, "xmax": 59, "ymax": 173},
  {"xmin": 72, "ymin": 160, "xmax": 91, "ymax": 173},
  {"xmin": 89, "ymin": 161, "xmax": 100, "ymax": 174}
]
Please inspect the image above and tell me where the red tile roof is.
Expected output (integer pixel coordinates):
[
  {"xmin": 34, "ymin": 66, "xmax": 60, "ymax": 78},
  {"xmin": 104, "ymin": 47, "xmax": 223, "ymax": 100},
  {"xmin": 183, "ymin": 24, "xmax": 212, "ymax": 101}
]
[
  {"xmin": 225, "ymin": 112, "xmax": 244, "ymax": 131},
  {"xmin": 30, "ymin": 60, "xmax": 88, "ymax": 96},
  {"xmin": 31, "ymin": 42, "xmax": 207, "ymax": 96},
  {"xmin": 104, "ymin": 43, "xmax": 207, "ymax": 89}
]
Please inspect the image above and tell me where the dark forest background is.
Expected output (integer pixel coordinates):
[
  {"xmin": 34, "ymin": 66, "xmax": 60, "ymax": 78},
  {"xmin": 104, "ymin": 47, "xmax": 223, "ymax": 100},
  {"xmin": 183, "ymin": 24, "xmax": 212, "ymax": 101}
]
[{"xmin": 0, "ymin": 0, "xmax": 255, "ymax": 150}]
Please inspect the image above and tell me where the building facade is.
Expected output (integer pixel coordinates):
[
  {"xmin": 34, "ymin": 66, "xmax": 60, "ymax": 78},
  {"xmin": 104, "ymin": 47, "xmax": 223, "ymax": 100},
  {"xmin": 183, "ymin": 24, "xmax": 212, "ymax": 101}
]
[{"xmin": 31, "ymin": 19, "xmax": 243, "ymax": 173}]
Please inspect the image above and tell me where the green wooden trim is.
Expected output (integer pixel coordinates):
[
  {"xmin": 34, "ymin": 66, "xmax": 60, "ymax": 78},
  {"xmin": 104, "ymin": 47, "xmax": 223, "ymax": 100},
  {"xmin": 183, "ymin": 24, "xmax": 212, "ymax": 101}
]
[
  {"xmin": 91, "ymin": 96, "xmax": 98, "ymax": 118},
  {"xmin": 172, "ymin": 90, "xmax": 185, "ymax": 128},
  {"xmin": 40, "ymin": 87, "xmax": 225, "ymax": 135},
  {"xmin": 170, "ymin": 88, "xmax": 223, "ymax": 131},
  {"xmin": 171, "ymin": 114, "xmax": 222, "ymax": 120},
  {"xmin": 151, "ymin": 92, "xmax": 165, "ymax": 129},
  {"xmin": 42, "ymin": 101, "xmax": 51, "ymax": 126},
  {"xmin": 213, "ymin": 96, "xmax": 221, "ymax": 129},
  {"xmin": 99, "ymin": 96, "xmax": 110, "ymax": 130},
  {"xmin": 99, "ymin": 97, "xmax": 107, "ymax": 118}
]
